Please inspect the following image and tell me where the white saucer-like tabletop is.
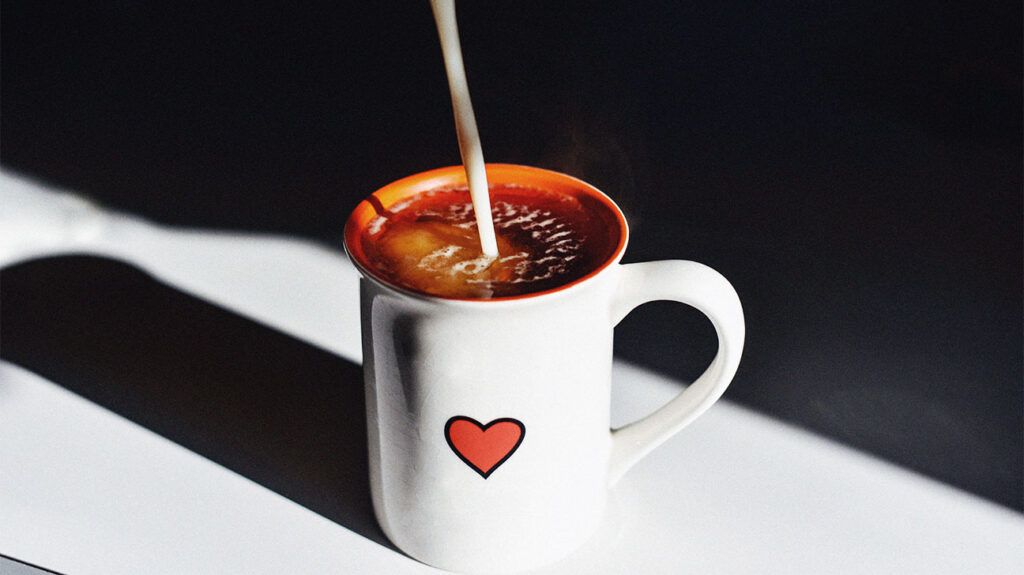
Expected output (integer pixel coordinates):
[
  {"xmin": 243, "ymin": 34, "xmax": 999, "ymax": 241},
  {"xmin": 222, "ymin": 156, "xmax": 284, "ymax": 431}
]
[{"xmin": 1, "ymin": 171, "xmax": 1021, "ymax": 574}]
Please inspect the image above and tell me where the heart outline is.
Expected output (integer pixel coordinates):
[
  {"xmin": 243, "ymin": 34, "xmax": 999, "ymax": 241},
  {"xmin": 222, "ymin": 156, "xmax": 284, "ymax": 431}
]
[{"xmin": 444, "ymin": 416, "xmax": 525, "ymax": 479}]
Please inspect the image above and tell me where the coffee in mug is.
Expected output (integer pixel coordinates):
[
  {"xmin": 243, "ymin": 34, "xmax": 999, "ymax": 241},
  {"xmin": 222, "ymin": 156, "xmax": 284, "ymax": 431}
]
[{"xmin": 357, "ymin": 184, "xmax": 621, "ymax": 299}]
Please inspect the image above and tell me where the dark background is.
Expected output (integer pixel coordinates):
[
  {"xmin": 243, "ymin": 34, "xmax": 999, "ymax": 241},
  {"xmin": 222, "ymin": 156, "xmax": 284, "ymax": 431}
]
[{"xmin": 2, "ymin": 1, "xmax": 1021, "ymax": 511}]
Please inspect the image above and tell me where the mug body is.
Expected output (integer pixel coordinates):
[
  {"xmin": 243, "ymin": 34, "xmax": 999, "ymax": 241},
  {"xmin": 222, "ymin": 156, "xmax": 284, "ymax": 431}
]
[
  {"xmin": 345, "ymin": 165, "xmax": 629, "ymax": 572},
  {"xmin": 360, "ymin": 268, "xmax": 619, "ymax": 572}
]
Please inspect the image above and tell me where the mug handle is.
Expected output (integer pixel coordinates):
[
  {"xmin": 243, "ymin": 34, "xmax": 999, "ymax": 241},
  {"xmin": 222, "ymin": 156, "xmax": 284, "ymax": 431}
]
[{"xmin": 608, "ymin": 260, "xmax": 745, "ymax": 485}]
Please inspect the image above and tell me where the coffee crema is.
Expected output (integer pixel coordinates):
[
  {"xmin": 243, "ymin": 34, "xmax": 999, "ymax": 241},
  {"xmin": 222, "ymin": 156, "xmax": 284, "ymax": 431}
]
[{"xmin": 358, "ymin": 184, "xmax": 621, "ymax": 299}]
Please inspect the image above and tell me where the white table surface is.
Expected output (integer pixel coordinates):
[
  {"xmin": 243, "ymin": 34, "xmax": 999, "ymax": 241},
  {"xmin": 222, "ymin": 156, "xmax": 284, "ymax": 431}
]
[{"xmin": 1, "ymin": 170, "xmax": 1022, "ymax": 574}]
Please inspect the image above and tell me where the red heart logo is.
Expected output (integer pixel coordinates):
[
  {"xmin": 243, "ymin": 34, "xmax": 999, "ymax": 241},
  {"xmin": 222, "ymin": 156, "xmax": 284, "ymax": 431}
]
[{"xmin": 445, "ymin": 416, "xmax": 525, "ymax": 478}]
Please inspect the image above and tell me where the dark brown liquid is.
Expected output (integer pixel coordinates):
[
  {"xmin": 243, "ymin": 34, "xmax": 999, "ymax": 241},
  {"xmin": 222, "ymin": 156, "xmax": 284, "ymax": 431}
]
[{"xmin": 361, "ymin": 185, "xmax": 620, "ymax": 298}]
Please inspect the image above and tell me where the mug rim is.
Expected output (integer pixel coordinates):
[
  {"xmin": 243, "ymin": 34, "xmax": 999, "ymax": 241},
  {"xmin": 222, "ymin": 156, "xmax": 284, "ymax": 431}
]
[{"xmin": 343, "ymin": 163, "xmax": 629, "ymax": 304}]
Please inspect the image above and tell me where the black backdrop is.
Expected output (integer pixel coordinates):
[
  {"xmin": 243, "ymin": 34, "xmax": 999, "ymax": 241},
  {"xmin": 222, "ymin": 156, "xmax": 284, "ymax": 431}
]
[{"xmin": 2, "ymin": 1, "xmax": 1021, "ymax": 510}]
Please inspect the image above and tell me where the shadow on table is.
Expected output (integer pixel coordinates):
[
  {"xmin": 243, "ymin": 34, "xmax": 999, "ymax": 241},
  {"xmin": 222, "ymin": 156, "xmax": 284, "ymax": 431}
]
[{"xmin": 0, "ymin": 255, "xmax": 397, "ymax": 552}]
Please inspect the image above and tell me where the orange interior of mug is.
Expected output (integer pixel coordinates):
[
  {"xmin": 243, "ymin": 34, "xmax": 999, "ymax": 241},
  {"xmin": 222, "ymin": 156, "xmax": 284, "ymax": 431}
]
[{"xmin": 344, "ymin": 163, "xmax": 628, "ymax": 300}]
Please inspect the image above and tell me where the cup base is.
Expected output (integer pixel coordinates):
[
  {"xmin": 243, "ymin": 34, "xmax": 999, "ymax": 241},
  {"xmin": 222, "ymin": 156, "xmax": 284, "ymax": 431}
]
[{"xmin": 376, "ymin": 499, "xmax": 610, "ymax": 574}]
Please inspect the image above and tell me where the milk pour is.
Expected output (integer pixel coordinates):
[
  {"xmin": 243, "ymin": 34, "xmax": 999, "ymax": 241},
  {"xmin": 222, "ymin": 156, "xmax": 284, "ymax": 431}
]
[
  {"xmin": 361, "ymin": 1, "xmax": 601, "ymax": 298},
  {"xmin": 429, "ymin": 0, "xmax": 500, "ymax": 257}
]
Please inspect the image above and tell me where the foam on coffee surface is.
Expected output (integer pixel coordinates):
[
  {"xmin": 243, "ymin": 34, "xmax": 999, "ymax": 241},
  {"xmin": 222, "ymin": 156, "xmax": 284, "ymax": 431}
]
[{"xmin": 361, "ymin": 185, "xmax": 615, "ymax": 298}]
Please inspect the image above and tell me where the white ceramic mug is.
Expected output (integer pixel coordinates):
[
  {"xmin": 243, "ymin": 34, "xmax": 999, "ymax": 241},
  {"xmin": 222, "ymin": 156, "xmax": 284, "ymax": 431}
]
[{"xmin": 344, "ymin": 165, "xmax": 745, "ymax": 573}]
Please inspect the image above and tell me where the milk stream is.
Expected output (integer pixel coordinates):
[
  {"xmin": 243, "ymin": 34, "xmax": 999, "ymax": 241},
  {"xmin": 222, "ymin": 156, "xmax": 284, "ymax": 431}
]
[{"xmin": 429, "ymin": 0, "xmax": 499, "ymax": 257}]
